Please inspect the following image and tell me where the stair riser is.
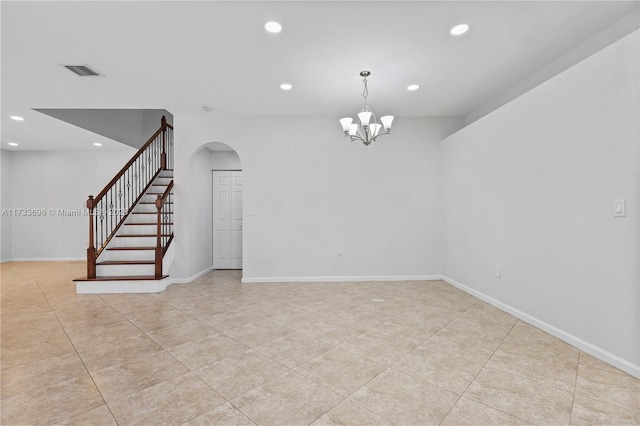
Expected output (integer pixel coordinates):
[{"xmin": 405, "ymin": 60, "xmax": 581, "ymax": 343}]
[
  {"xmin": 99, "ymin": 250, "xmax": 155, "ymax": 262},
  {"xmin": 96, "ymin": 264, "xmax": 155, "ymax": 276},
  {"xmin": 112, "ymin": 236, "xmax": 157, "ymax": 247},
  {"xmin": 140, "ymin": 193, "xmax": 170, "ymax": 202},
  {"xmin": 126, "ymin": 214, "xmax": 160, "ymax": 224},
  {"xmin": 134, "ymin": 204, "xmax": 157, "ymax": 213},
  {"xmin": 122, "ymin": 224, "xmax": 160, "ymax": 234}
]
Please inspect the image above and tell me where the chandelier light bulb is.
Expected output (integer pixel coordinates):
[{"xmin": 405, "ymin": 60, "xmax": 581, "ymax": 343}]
[{"xmin": 338, "ymin": 71, "xmax": 394, "ymax": 146}]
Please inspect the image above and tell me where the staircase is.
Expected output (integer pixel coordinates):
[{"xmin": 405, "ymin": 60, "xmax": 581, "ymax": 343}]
[{"xmin": 74, "ymin": 117, "xmax": 174, "ymax": 294}]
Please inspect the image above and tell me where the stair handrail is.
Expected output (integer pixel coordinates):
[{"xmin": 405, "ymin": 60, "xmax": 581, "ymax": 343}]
[
  {"xmin": 154, "ymin": 180, "xmax": 174, "ymax": 279},
  {"xmin": 89, "ymin": 117, "xmax": 173, "ymax": 205},
  {"xmin": 86, "ymin": 116, "xmax": 173, "ymax": 279}
]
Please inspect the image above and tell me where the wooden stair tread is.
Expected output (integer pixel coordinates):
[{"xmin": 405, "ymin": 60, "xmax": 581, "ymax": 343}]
[
  {"xmin": 97, "ymin": 260, "xmax": 154, "ymax": 265},
  {"xmin": 132, "ymin": 212, "xmax": 173, "ymax": 214},
  {"xmin": 74, "ymin": 275, "xmax": 169, "ymax": 282},
  {"xmin": 106, "ymin": 246, "xmax": 156, "ymax": 250},
  {"xmin": 116, "ymin": 234, "xmax": 171, "ymax": 237},
  {"xmin": 124, "ymin": 223, "xmax": 174, "ymax": 226}
]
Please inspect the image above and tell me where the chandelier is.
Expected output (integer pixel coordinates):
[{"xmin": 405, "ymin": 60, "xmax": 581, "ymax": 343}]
[{"xmin": 339, "ymin": 71, "xmax": 394, "ymax": 146}]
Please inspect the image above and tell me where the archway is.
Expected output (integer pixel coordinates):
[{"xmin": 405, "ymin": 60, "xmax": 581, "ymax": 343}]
[{"xmin": 188, "ymin": 142, "xmax": 243, "ymax": 275}]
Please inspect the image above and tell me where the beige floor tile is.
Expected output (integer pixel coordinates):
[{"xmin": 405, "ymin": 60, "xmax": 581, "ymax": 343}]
[
  {"xmin": 578, "ymin": 351, "xmax": 633, "ymax": 376},
  {"xmin": 443, "ymin": 315, "xmax": 515, "ymax": 342},
  {"xmin": 575, "ymin": 353, "xmax": 640, "ymax": 413},
  {"xmin": 47, "ymin": 293, "xmax": 111, "ymax": 312},
  {"xmin": 570, "ymin": 394, "xmax": 640, "ymax": 425},
  {"xmin": 338, "ymin": 329, "xmax": 421, "ymax": 367},
  {"xmin": 231, "ymin": 370, "xmax": 343, "ymax": 426},
  {"xmin": 464, "ymin": 301, "xmax": 518, "ymax": 325},
  {"xmin": 295, "ymin": 347, "xmax": 386, "ymax": 397},
  {"xmin": 223, "ymin": 319, "xmax": 293, "ymax": 347},
  {"xmin": 106, "ymin": 297, "xmax": 177, "ymax": 320},
  {"xmin": 311, "ymin": 399, "xmax": 395, "ymax": 425},
  {"xmin": 55, "ymin": 305, "xmax": 128, "ymax": 327},
  {"xmin": 464, "ymin": 367, "xmax": 574, "ymax": 425},
  {"xmin": 350, "ymin": 368, "xmax": 459, "ymax": 425},
  {"xmin": 393, "ymin": 346, "xmax": 484, "ymax": 394},
  {"xmin": 108, "ymin": 372, "xmax": 225, "ymax": 425},
  {"xmin": 2, "ymin": 265, "xmax": 636, "ymax": 426},
  {"xmin": 77, "ymin": 333, "xmax": 164, "ymax": 372},
  {"xmin": 194, "ymin": 348, "xmax": 289, "ymax": 399},
  {"xmin": 168, "ymin": 331, "xmax": 248, "ymax": 370},
  {"xmin": 201, "ymin": 309, "xmax": 263, "ymax": 330},
  {"xmin": 501, "ymin": 321, "xmax": 580, "ymax": 359},
  {"xmin": 0, "ymin": 374, "xmax": 104, "ymax": 425},
  {"xmin": 424, "ymin": 328, "xmax": 501, "ymax": 363},
  {"xmin": 486, "ymin": 346, "xmax": 579, "ymax": 393},
  {"xmin": 147, "ymin": 319, "xmax": 219, "ymax": 349},
  {"xmin": 63, "ymin": 320, "xmax": 146, "ymax": 350},
  {"xmin": 185, "ymin": 402, "xmax": 257, "ymax": 425},
  {"xmin": 1, "ymin": 352, "xmax": 87, "ymax": 400},
  {"xmin": 440, "ymin": 396, "xmax": 533, "ymax": 425},
  {"xmin": 286, "ymin": 317, "xmax": 363, "ymax": 346},
  {"xmin": 254, "ymin": 331, "xmax": 335, "ymax": 368},
  {"xmin": 129, "ymin": 308, "xmax": 194, "ymax": 333},
  {"xmin": 53, "ymin": 404, "xmax": 118, "ymax": 426},
  {"xmin": 1, "ymin": 310, "xmax": 58, "ymax": 330},
  {"xmin": 90, "ymin": 350, "xmax": 189, "ymax": 402},
  {"xmin": 1, "ymin": 311, "xmax": 66, "ymax": 343},
  {"xmin": 1, "ymin": 330, "xmax": 75, "ymax": 370}
]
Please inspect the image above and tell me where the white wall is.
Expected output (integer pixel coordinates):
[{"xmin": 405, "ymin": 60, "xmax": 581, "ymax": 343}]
[
  {"xmin": 1, "ymin": 150, "xmax": 14, "ymax": 262},
  {"xmin": 442, "ymin": 31, "xmax": 639, "ymax": 375},
  {"xmin": 211, "ymin": 150, "xmax": 241, "ymax": 170},
  {"xmin": 8, "ymin": 149, "xmax": 135, "ymax": 261},
  {"xmin": 173, "ymin": 116, "xmax": 462, "ymax": 282}
]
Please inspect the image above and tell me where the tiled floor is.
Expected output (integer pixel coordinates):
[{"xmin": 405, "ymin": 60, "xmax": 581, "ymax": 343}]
[{"xmin": 1, "ymin": 261, "xmax": 638, "ymax": 426}]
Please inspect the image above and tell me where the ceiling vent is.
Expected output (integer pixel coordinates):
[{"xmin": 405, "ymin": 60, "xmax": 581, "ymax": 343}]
[{"xmin": 64, "ymin": 65, "xmax": 101, "ymax": 77}]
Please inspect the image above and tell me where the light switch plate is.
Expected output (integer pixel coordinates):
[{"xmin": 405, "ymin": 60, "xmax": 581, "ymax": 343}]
[{"xmin": 614, "ymin": 199, "xmax": 626, "ymax": 217}]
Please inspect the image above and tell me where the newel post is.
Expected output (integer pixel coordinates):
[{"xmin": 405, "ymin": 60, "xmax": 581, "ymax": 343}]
[
  {"xmin": 160, "ymin": 115, "xmax": 167, "ymax": 170},
  {"xmin": 87, "ymin": 195, "xmax": 96, "ymax": 279},
  {"xmin": 155, "ymin": 195, "xmax": 163, "ymax": 279}
]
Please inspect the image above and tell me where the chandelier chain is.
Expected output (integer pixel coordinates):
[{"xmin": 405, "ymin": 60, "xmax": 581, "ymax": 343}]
[{"xmin": 362, "ymin": 76, "xmax": 369, "ymax": 109}]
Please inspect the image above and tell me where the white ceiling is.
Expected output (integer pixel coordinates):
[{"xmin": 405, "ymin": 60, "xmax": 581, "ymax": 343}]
[{"xmin": 1, "ymin": 1, "xmax": 638, "ymax": 151}]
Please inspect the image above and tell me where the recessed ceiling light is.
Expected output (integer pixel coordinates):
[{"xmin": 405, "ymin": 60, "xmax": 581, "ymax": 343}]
[
  {"xmin": 265, "ymin": 21, "xmax": 282, "ymax": 33},
  {"xmin": 202, "ymin": 106, "xmax": 213, "ymax": 112},
  {"xmin": 8, "ymin": 142, "xmax": 18, "ymax": 146},
  {"xmin": 280, "ymin": 83, "xmax": 292, "ymax": 90},
  {"xmin": 450, "ymin": 24, "xmax": 469, "ymax": 36},
  {"xmin": 93, "ymin": 142, "xmax": 102, "ymax": 147},
  {"xmin": 10, "ymin": 116, "xmax": 24, "ymax": 121},
  {"xmin": 407, "ymin": 84, "xmax": 420, "ymax": 91}
]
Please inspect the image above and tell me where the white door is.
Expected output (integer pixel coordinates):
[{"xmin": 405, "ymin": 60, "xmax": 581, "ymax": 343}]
[{"xmin": 212, "ymin": 171, "xmax": 243, "ymax": 269}]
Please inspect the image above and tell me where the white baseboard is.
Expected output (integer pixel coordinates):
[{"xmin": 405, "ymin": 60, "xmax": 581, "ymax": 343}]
[
  {"xmin": 441, "ymin": 275, "xmax": 640, "ymax": 379},
  {"xmin": 170, "ymin": 266, "xmax": 214, "ymax": 285},
  {"xmin": 241, "ymin": 275, "xmax": 442, "ymax": 283}
]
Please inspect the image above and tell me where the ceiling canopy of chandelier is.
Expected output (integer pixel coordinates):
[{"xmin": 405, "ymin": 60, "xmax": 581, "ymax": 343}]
[{"xmin": 339, "ymin": 71, "xmax": 394, "ymax": 146}]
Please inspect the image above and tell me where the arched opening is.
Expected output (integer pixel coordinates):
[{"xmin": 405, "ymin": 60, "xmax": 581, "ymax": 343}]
[{"xmin": 188, "ymin": 142, "xmax": 243, "ymax": 276}]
